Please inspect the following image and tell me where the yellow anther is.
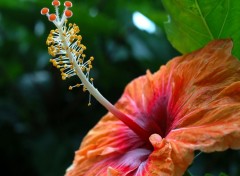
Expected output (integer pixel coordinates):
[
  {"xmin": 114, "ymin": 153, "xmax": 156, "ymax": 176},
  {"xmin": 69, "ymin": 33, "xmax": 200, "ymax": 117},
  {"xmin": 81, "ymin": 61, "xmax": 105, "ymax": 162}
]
[
  {"xmin": 50, "ymin": 30, "xmax": 55, "ymax": 34},
  {"xmin": 43, "ymin": 1, "xmax": 96, "ymax": 107},
  {"xmin": 79, "ymin": 49, "xmax": 83, "ymax": 54},
  {"xmin": 61, "ymin": 73, "xmax": 67, "ymax": 77},
  {"xmin": 70, "ymin": 36, "xmax": 74, "ymax": 43},
  {"xmin": 83, "ymin": 86, "xmax": 87, "ymax": 92},
  {"xmin": 52, "ymin": 61, "xmax": 58, "ymax": 67},
  {"xmin": 74, "ymin": 26, "xmax": 80, "ymax": 33},
  {"xmin": 90, "ymin": 56, "xmax": 94, "ymax": 61},
  {"xmin": 48, "ymin": 47, "xmax": 52, "ymax": 53},
  {"xmin": 81, "ymin": 45, "xmax": 86, "ymax": 50},
  {"xmin": 77, "ymin": 35, "xmax": 82, "ymax": 40},
  {"xmin": 46, "ymin": 40, "xmax": 51, "ymax": 45}
]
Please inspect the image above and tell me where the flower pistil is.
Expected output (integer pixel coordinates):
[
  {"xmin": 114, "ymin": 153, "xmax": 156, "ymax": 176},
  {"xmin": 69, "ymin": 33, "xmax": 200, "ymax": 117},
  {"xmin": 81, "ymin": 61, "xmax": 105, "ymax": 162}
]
[{"xmin": 41, "ymin": 0, "xmax": 152, "ymax": 142}]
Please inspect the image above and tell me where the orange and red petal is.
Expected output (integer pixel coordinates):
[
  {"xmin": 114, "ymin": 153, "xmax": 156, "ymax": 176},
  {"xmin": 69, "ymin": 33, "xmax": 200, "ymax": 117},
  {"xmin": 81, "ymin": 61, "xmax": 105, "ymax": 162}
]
[
  {"xmin": 167, "ymin": 104, "xmax": 240, "ymax": 152},
  {"xmin": 164, "ymin": 40, "xmax": 240, "ymax": 152},
  {"xmin": 135, "ymin": 137, "xmax": 194, "ymax": 176},
  {"xmin": 66, "ymin": 39, "xmax": 240, "ymax": 175},
  {"xmin": 65, "ymin": 113, "xmax": 149, "ymax": 176}
]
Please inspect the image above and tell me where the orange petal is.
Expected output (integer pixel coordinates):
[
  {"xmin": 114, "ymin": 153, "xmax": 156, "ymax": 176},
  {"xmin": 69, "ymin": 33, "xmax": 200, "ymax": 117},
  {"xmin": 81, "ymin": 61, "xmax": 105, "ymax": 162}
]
[
  {"xmin": 65, "ymin": 113, "xmax": 148, "ymax": 176},
  {"xmin": 107, "ymin": 167, "xmax": 123, "ymax": 176},
  {"xmin": 145, "ymin": 138, "xmax": 194, "ymax": 176},
  {"xmin": 167, "ymin": 105, "xmax": 240, "ymax": 152},
  {"xmin": 163, "ymin": 40, "xmax": 240, "ymax": 152},
  {"xmin": 66, "ymin": 39, "xmax": 240, "ymax": 175}
]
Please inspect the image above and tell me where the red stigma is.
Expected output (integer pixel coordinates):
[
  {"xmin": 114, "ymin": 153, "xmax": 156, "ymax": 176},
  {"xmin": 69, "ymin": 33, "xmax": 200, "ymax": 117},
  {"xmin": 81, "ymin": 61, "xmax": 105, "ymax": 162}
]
[
  {"xmin": 41, "ymin": 8, "xmax": 49, "ymax": 15},
  {"xmin": 48, "ymin": 14, "xmax": 57, "ymax": 21},
  {"xmin": 65, "ymin": 10, "xmax": 73, "ymax": 18},
  {"xmin": 64, "ymin": 1, "xmax": 73, "ymax": 8},
  {"xmin": 52, "ymin": 0, "xmax": 60, "ymax": 6}
]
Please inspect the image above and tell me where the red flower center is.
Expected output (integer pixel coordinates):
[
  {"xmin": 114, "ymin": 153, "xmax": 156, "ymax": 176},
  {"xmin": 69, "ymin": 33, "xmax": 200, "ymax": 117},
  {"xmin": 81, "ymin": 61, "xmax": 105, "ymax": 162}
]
[{"xmin": 148, "ymin": 95, "xmax": 170, "ymax": 137}]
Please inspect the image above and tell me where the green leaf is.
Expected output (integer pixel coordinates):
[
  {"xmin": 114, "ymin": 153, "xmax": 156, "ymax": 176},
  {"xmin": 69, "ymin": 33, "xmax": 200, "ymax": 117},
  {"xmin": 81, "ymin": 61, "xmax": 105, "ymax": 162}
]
[{"xmin": 162, "ymin": 0, "xmax": 240, "ymax": 59}]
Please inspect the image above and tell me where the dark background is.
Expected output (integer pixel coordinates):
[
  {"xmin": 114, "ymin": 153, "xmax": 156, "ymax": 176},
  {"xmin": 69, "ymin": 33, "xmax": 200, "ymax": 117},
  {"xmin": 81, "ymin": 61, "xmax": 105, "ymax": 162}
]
[{"xmin": 0, "ymin": 0, "xmax": 239, "ymax": 175}]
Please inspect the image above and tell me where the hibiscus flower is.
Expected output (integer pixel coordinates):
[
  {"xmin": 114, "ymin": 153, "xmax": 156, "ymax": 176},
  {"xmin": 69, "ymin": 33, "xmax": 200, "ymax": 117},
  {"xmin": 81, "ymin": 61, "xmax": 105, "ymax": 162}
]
[
  {"xmin": 41, "ymin": 1, "xmax": 240, "ymax": 175},
  {"xmin": 65, "ymin": 39, "xmax": 240, "ymax": 176}
]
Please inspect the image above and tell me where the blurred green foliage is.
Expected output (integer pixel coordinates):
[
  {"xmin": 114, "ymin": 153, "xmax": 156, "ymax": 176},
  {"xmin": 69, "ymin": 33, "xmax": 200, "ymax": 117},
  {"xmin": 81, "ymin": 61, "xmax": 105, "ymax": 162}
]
[
  {"xmin": 205, "ymin": 173, "xmax": 228, "ymax": 176},
  {"xmin": 0, "ymin": 0, "xmax": 240, "ymax": 175}
]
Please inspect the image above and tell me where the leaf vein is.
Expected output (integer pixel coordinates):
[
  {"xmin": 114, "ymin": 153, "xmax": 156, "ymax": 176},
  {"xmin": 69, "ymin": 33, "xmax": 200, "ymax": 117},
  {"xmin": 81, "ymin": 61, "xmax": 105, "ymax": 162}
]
[
  {"xmin": 171, "ymin": 18, "xmax": 205, "ymax": 49},
  {"xmin": 195, "ymin": 0, "xmax": 214, "ymax": 40},
  {"xmin": 218, "ymin": 0, "xmax": 230, "ymax": 38},
  {"xmin": 204, "ymin": 0, "xmax": 224, "ymax": 18}
]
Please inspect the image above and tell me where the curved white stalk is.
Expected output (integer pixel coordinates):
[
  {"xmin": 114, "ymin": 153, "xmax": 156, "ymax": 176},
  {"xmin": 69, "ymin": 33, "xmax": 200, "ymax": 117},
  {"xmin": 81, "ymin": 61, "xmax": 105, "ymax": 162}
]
[{"xmin": 57, "ymin": 25, "xmax": 117, "ymax": 112}]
